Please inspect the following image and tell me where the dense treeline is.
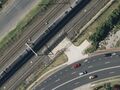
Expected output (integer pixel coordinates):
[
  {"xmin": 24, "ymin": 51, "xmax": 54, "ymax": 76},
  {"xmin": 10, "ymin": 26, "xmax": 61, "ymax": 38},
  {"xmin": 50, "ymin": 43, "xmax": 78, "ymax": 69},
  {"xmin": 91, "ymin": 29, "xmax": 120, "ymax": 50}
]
[
  {"xmin": 0, "ymin": 0, "xmax": 8, "ymax": 8},
  {"xmin": 89, "ymin": 5, "xmax": 120, "ymax": 49}
]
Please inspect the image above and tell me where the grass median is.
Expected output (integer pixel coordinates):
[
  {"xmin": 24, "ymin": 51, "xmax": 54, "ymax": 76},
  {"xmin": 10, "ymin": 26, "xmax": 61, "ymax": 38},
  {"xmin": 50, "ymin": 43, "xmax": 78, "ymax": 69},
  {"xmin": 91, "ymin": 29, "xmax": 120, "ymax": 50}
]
[
  {"xmin": 0, "ymin": 0, "xmax": 53, "ymax": 56},
  {"xmin": 91, "ymin": 76, "xmax": 120, "ymax": 90}
]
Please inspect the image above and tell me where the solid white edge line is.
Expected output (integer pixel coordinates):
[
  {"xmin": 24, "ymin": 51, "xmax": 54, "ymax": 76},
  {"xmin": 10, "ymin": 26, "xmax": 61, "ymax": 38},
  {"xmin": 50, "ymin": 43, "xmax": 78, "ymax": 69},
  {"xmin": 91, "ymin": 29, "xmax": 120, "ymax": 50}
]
[{"xmin": 52, "ymin": 65, "xmax": 120, "ymax": 90}]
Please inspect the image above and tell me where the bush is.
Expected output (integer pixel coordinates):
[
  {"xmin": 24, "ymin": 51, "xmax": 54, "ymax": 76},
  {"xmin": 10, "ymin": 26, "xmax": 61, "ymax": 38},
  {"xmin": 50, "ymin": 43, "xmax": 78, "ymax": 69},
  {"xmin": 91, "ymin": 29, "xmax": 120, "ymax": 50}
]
[{"xmin": 89, "ymin": 5, "xmax": 120, "ymax": 50}]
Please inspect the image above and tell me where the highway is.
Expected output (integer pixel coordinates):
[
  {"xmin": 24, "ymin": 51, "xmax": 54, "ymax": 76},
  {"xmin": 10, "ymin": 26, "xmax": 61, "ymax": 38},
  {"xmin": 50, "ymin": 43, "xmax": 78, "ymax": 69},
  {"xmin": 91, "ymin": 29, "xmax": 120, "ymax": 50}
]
[
  {"xmin": 0, "ymin": 0, "xmax": 74, "ymax": 89},
  {"xmin": 35, "ymin": 52, "xmax": 120, "ymax": 90},
  {"xmin": 0, "ymin": 0, "xmax": 111, "ymax": 89},
  {"xmin": 0, "ymin": 0, "xmax": 90, "ymax": 89},
  {"xmin": 0, "ymin": 0, "xmax": 41, "ymax": 38}
]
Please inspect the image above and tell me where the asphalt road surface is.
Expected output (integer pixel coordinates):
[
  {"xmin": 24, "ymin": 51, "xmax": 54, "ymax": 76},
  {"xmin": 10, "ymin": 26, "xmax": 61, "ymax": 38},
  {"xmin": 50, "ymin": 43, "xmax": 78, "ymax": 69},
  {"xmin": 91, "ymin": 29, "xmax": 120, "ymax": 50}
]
[
  {"xmin": 0, "ymin": 0, "xmax": 110, "ymax": 89},
  {"xmin": 0, "ymin": 0, "xmax": 90, "ymax": 85},
  {"xmin": 0, "ymin": 0, "xmax": 41, "ymax": 39},
  {"xmin": 0, "ymin": 0, "xmax": 82, "ymax": 89},
  {"xmin": 35, "ymin": 52, "xmax": 120, "ymax": 90}
]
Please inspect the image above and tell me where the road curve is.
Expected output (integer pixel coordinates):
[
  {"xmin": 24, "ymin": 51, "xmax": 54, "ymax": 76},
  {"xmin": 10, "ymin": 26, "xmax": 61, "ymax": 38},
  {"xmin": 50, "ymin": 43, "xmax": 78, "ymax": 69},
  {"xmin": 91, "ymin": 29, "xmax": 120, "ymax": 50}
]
[
  {"xmin": 35, "ymin": 52, "xmax": 120, "ymax": 90},
  {"xmin": 0, "ymin": 0, "xmax": 110, "ymax": 89},
  {"xmin": 0, "ymin": 0, "xmax": 90, "ymax": 87}
]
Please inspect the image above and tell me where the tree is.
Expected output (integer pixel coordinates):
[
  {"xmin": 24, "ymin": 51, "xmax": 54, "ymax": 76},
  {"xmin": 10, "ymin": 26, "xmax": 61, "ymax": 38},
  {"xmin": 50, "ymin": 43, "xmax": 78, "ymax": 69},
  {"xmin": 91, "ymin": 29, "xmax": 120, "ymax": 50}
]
[{"xmin": 113, "ymin": 84, "xmax": 120, "ymax": 90}]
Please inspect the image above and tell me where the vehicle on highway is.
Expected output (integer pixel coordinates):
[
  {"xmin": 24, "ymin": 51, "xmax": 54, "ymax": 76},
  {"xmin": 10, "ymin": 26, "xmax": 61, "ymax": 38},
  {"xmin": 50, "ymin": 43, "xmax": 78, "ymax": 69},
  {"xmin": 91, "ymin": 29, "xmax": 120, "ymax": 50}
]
[
  {"xmin": 79, "ymin": 71, "xmax": 87, "ymax": 76},
  {"xmin": 104, "ymin": 53, "xmax": 112, "ymax": 57},
  {"xmin": 105, "ymin": 52, "xmax": 117, "ymax": 57},
  {"xmin": 72, "ymin": 63, "xmax": 81, "ymax": 69},
  {"xmin": 0, "ymin": 0, "xmax": 91, "ymax": 86},
  {"xmin": 112, "ymin": 52, "xmax": 117, "ymax": 56},
  {"xmin": 89, "ymin": 75, "xmax": 97, "ymax": 79}
]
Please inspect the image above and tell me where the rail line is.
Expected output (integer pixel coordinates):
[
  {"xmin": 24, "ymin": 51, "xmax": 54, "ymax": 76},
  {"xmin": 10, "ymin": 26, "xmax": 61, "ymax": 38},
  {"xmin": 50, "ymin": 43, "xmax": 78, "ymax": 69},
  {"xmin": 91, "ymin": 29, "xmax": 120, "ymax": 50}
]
[
  {"xmin": 0, "ymin": 0, "xmax": 91, "ymax": 87},
  {"xmin": 67, "ymin": 0, "xmax": 109, "ymax": 35},
  {"xmin": 5, "ymin": 0, "xmax": 111, "ymax": 90},
  {"xmin": 0, "ymin": 0, "xmax": 67, "ymax": 68}
]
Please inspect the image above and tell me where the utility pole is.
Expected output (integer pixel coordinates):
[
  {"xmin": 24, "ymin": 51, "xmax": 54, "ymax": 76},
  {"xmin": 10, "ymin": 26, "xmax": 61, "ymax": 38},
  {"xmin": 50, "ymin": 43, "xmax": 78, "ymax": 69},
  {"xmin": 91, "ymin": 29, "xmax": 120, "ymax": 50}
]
[{"xmin": 25, "ymin": 43, "xmax": 38, "ymax": 56}]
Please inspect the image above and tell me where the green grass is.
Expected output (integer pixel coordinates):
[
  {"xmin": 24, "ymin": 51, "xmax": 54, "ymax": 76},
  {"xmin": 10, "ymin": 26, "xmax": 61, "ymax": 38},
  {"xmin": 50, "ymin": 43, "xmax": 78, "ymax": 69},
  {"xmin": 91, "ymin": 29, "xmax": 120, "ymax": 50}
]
[
  {"xmin": 115, "ymin": 39, "xmax": 120, "ymax": 47},
  {"xmin": 35, "ymin": 53, "xmax": 68, "ymax": 79},
  {"xmin": 92, "ymin": 76, "xmax": 120, "ymax": 90},
  {"xmin": 17, "ymin": 83, "xmax": 26, "ymax": 90},
  {"xmin": 0, "ymin": 0, "xmax": 53, "ymax": 55},
  {"xmin": 73, "ymin": 0, "xmax": 120, "ymax": 46}
]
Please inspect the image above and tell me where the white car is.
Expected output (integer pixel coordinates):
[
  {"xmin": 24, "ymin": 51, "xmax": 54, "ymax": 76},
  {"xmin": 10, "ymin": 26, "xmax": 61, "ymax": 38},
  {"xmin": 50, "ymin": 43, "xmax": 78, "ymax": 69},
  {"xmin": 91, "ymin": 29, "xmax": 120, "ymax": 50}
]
[
  {"xmin": 112, "ymin": 52, "xmax": 116, "ymax": 56},
  {"xmin": 89, "ymin": 75, "xmax": 97, "ymax": 79},
  {"xmin": 79, "ymin": 71, "xmax": 87, "ymax": 76}
]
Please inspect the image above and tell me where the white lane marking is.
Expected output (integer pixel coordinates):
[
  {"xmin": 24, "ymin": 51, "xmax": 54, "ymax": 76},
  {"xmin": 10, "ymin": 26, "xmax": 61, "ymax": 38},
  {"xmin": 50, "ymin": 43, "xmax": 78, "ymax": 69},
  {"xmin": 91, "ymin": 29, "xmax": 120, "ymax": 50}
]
[
  {"xmin": 84, "ymin": 9, "xmax": 87, "ymax": 12},
  {"xmin": 105, "ymin": 61, "xmax": 110, "ymax": 64},
  {"xmin": 30, "ymin": 61, "xmax": 33, "ymax": 64},
  {"xmin": 88, "ymin": 65, "xmax": 93, "ymax": 68},
  {"xmin": 41, "ymin": 87, "xmax": 44, "ymax": 90},
  {"xmin": 44, "ymin": 81, "xmax": 47, "ymax": 83},
  {"xmin": 74, "ymin": 82, "xmax": 80, "ymax": 85},
  {"xmin": 49, "ymin": 78, "xmax": 51, "ymax": 80},
  {"xmin": 52, "ymin": 65, "xmax": 120, "ymax": 90},
  {"xmin": 116, "ymin": 55, "xmax": 119, "ymax": 57},
  {"xmin": 55, "ymin": 78, "xmax": 60, "ymax": 82},
  {"xmin": 92, "ymin": 60, "xmax": 95, "ymax": 62},
  {"xmin": 65, "ymin": 69, "xmax": 68, "ymax": 71},
  {"xmin": 109, "ymin": 71, "xmax": 115, "ymax": 74},
  {"xmin": 84, "ymin": 59, "xmax": 88, "ymax": 62},
  {"xmin": 3, "ymin": 86, "xmax": 6, "ymax": 89},
  {"xmin": 71, "ymin": 72, "xmax": 76, "ymax": 75}
]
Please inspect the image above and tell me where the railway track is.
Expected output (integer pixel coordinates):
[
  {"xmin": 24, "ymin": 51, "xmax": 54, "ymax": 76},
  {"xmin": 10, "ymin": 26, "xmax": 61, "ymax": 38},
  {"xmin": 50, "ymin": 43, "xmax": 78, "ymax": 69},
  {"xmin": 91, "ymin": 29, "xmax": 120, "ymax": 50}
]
[
  {"xmin": 0, "ymin": 0, "xmax": 111, "ymax": 89},
  {"xmin": 66, "ymin": 0, "xmax": 109, "ymax": 35},
  {"xmin": 0, "ymin": 0, "xmax": 68, "ymax": 68},
  {"xmin": 67, "ymin": 0, "xmax": 109, "ymax": 35},
  {"xmin": 5, "ymin": 56, "xmax": 46, "ymax": 90},
  {"xmin": 0, "ymin": 0, "xmax": 91, "ymax": 88}
]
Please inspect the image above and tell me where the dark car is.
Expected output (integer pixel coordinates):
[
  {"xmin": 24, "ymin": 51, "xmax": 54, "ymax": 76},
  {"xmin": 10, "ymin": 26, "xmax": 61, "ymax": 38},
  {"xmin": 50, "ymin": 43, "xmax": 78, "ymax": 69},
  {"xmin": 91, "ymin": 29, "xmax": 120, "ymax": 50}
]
[
  {"xmin": 104, "ymin": 53, "xmax": 112, "ymax": 57},
  {"xmin": 79, "ymin": 71, "xmax": 87, "ymax": 76}
]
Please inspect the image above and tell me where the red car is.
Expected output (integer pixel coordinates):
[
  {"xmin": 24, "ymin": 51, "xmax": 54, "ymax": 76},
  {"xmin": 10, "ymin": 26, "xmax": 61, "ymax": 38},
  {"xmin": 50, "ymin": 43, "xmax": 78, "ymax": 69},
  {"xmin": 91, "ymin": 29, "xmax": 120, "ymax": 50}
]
[{"xmin": 72, "ymin": 63, "xmax": 81, "ymax": 69}]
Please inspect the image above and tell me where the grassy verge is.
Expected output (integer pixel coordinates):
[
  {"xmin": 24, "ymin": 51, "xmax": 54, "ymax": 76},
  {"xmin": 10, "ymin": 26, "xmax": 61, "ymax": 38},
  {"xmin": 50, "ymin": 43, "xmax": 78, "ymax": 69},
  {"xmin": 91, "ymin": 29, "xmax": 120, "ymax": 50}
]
[
  {"xmin": 0, "ymin": 0, "xmax": 53, "ymax": 55},
  {"xmin": 17, "ymin": 53, "xmax": 68, "ymax": 90},
  {"xmin": 37, "ymin": 53, "xmax": 68, "ymax": 76},
  {"xmin": 0, "ymin": 0, "xmax": 9, "ymax": 8},
  {"xmin": 91, "ymin": 76, "xmax": 120, "ymax": 90},
  {"xmin": 73, "ymin": 0, "xmax": 120, "ymax": 52},
  {"xmin": 116, "ymin": 39, "xmax": 120, "ymax": 47}
]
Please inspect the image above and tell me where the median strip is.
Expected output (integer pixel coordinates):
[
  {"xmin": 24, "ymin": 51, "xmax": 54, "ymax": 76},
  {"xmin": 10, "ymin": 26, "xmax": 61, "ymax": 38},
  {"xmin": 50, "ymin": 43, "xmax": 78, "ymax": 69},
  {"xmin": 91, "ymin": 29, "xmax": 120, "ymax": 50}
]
[{"xmin": 52, "ymin": 65, "xmax": 120, "ymax": 90}]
